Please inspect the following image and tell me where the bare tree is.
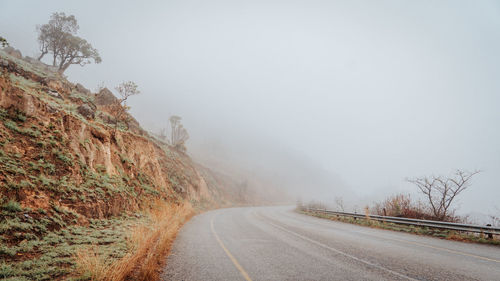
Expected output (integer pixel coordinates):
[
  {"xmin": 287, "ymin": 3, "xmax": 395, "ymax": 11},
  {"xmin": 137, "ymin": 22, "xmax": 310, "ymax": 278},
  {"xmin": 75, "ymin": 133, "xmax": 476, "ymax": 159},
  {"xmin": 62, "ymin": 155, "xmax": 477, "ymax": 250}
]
[
  {"xmin": 36, "ymin": 12, "xmax": 101, "ymax": 72},
  {"xmin": 489, "ymin": 206, "xmax": 500, "ymax": 227},
  {"xmin": 334, "ymin": 196, "xmax": 345, "ymax": 212},
  {"xmin": 168, "ymin": 115, "xmax": 189, "ymax": 151},
  {"xmin": 110, "ymin": 81, "xmax": 140, "ymax": 130},
  {"xmin": 407, "ymin": 170, "xmax": 480, "ymax": 221},
  {"xmin": 158, "ymin": 127, "xmax": 168, "ymax": 141}
]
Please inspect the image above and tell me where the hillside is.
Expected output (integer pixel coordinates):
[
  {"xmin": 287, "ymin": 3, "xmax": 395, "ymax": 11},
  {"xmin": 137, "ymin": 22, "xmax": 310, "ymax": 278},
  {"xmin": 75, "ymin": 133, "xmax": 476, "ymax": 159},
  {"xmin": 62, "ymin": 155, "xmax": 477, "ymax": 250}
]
[{"xmin": 0, "ymin": 49, "xmax": 258, "ymax": 280}]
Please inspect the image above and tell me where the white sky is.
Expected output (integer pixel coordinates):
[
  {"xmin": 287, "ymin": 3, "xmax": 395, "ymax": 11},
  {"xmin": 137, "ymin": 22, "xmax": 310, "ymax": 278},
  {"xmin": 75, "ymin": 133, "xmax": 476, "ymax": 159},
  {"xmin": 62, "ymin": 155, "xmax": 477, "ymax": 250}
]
[{"xmin": 1, "ymin": 0, "xmax": 499, "ymax": 215}]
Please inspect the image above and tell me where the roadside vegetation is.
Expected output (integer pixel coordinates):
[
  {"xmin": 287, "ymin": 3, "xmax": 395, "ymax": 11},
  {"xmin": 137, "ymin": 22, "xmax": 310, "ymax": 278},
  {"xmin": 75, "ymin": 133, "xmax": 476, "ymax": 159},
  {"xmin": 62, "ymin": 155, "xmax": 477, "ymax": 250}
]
[
  {"xmin": 75, "ymin": 201, "xmax": 194, "ymax": 281},
  {"xmin": 298, "ymin": 205, "xmax": 500, "ymax": 246},
  {"xmin": 299, "ymin": 170, "xmax": 499, "ymax": 245}
]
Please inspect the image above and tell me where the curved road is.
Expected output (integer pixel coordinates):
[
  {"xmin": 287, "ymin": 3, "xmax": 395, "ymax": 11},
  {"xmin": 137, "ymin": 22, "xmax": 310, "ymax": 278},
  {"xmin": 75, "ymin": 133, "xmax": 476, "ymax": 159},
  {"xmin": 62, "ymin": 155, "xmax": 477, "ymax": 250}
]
[{"xmin": 162, "ymin": 206, "xmax": 500, "ymax": 281}]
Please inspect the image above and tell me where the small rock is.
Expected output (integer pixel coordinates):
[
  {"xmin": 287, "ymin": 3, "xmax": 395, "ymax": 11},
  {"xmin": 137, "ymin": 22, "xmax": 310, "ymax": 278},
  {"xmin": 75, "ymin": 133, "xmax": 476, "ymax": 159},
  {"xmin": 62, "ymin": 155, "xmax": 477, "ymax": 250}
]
[
  {"xmin": 77, "ymin": 104, "xmax": 95, "ymax": 119},
  {"xmin": 47, "ymin": 90, "xmax": 63, "ymax": 99},
  {"xmin": 24, "ymin": 213, "xmax": 31, "ymax": 219}
]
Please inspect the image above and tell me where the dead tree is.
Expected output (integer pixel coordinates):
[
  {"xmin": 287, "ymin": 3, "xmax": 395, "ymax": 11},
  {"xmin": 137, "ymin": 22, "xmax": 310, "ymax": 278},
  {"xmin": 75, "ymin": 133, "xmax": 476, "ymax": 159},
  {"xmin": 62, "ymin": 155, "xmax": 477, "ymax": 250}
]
[
  {"xmin": 489, "ymin": 206, "xmax": 500, "ymax": 227},
  {"xmin": 334, "ymin": 196, "xmax": 345, "ymax": 212},
  {"xmin": 407, "ymin": 169, "xmax": 480, "ymax": 221},
  {"xmin": 168, "ymin": 115, "xmax": 189, "ymax": 151},
  {"xmin": 110, "ymin": 81, "xmax": 140, "ymax": 130}
]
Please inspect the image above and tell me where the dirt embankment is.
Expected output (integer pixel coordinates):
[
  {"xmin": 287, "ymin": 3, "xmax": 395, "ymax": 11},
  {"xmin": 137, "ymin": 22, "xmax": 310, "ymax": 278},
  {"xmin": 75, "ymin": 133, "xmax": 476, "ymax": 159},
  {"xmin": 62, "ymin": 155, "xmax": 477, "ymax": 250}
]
[{"xmin": 0, "ymin": 51, "xmax": 244, "ymax": 280}]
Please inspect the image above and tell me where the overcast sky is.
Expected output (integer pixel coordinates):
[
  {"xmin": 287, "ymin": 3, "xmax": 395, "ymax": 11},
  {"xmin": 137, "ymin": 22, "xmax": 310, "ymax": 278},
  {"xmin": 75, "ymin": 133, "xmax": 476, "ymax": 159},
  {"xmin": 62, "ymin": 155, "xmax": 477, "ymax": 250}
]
[{"xmin": 1, "ymin": 0, "xmax": 499, "ymax": 215}]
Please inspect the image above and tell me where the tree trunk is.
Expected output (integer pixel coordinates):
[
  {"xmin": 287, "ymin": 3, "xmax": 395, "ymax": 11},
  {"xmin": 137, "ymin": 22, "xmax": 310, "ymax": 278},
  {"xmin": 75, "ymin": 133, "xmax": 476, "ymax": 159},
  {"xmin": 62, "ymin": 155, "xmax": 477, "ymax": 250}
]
[{"xmin": 37, "ymin": 52, "xmax": 46, "ymax": 61}]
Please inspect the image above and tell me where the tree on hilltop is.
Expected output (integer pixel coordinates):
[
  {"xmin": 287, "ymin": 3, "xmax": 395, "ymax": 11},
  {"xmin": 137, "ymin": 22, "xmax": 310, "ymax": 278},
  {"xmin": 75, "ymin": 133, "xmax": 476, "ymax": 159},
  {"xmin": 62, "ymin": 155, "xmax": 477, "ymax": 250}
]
[{"xmin": 37, "ymin": 12, "xmax": 101, "ymax": 73}]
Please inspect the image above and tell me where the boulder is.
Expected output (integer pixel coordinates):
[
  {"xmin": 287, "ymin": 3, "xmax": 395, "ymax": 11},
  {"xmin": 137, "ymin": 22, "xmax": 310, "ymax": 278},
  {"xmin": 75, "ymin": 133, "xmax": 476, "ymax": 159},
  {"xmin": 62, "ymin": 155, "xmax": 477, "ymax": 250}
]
[
  {"xmin": 2, "ymin": 46, "xmax": 14, "ymax": 53},
  {"xmin": 3, "ymin": 46, "xmax": 22, "ymax": 59},
  {"xmin": 77, "ymin": 104, "xmax": 95, "ymax": 119},
  {"xmin": 95, "ymin": 88, "xmax": 118, "ymax": 106},
  {"xmin": 47, "ymin": 90, "xmax": 63, "ymax": 100},
  {"xmin": 75, "ymin": 83, "xmax": 91, "ymax": 95},
  {"xmin": 43, "ymin": 78, "xmax": 71, "ymax": 94}
]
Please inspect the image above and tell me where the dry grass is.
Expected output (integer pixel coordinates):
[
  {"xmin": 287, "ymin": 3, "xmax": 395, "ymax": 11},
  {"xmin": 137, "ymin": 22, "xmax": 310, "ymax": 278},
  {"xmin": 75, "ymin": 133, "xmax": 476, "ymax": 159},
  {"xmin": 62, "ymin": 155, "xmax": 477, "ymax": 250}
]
[{"xmin": 75, "ymin": 200, "xmax": 194, "ymax": 281}]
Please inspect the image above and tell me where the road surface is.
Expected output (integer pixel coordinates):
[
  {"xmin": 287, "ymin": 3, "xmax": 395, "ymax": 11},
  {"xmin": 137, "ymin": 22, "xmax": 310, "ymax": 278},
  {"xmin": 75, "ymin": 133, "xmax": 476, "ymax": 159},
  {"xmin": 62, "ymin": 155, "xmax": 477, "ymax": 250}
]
[{"xmin": 162, "ymin": 206, "xmax": 500, "ymax": 280}]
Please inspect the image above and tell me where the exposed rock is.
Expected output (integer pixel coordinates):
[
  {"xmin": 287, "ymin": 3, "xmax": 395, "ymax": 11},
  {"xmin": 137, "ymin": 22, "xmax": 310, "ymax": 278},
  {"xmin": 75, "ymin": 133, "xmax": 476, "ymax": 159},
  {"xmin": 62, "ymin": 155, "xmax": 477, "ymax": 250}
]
[
  {"xmin": 3, "ymin": 46, "xmax": 22, "ymax": 59},
  {"xmin": 91, "ymin": 126, "xmax": 110, "ymax": 142},
  {"xmin": 44, "ymin": 78, "xmax": 71, "ymax": 94},
  {"xmin": 75, "ymin": 83, "xmax": 91, "ymax": 95},
  {"xmin": 77, "ymin": 104, "xmax": 95, "ymax": 119},
  {"xmin": 47, "ymin": 90, "xmax": 63, "ymax": 99},
  {"xmin": 2, "ymin": 46, "xmax": 14, "ymax": 53},
  {"xmin": 95, "ymin": 88, "xmax": 118, "ymax": 106}
]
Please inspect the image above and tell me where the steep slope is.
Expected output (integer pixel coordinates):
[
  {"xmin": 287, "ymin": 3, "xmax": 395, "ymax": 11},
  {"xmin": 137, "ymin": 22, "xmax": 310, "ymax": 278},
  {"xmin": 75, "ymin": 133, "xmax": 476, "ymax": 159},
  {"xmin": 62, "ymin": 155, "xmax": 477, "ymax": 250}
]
[{"xmin": 0, "ymin": 50, "xmax": 246, "ymax": 280}]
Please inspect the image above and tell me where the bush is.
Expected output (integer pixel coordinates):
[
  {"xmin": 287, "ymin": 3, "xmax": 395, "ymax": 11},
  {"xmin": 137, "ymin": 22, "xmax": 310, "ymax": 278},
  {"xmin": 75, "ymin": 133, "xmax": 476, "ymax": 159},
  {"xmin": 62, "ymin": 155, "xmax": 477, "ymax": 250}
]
[
  {"xmin": 3, "ymin": 200, "xmax": 22, "ymax": 212},
  {"xmin": 371, "ymin": 193, "xmax": 434, "ymax": 220}
]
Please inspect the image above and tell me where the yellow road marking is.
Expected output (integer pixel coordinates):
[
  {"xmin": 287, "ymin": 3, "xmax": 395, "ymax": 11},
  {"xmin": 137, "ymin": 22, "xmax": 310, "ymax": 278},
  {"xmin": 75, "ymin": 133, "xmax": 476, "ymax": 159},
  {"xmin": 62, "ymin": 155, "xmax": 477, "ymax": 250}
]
[{"xmin": 211, "ymin": 216, "xmax": 253, "ymax": 281}]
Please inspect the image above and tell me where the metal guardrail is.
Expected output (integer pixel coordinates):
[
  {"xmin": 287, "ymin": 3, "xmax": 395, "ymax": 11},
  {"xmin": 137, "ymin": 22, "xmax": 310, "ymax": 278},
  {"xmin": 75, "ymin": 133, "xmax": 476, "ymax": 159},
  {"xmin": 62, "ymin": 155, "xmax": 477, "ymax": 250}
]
[{"xmin": 302, "ymin": 207, "xmax": 500, "ymax": 237}]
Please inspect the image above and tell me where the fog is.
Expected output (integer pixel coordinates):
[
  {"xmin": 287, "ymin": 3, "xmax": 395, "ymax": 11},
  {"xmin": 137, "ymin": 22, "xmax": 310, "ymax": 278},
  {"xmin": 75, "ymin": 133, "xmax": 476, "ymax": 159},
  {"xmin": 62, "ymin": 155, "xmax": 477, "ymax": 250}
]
[{"xmin": 2, "ymin": 0, "xmax": 499, "ymax": 216}]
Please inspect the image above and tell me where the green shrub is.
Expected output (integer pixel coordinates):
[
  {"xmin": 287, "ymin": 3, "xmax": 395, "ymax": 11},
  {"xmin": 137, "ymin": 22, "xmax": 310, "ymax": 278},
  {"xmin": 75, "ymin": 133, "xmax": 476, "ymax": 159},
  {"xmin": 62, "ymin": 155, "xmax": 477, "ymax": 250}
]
[
  {"xmin": 51, "ymin": 149, "xmax": 72, "ymax": 165},
  {"xmin": 16, "ymin": 112, "xmax": 27, "ymax": 122},
  {"xmin": 2, "ymin": 200, "xmax": 22, "ymax": 212},
  {"xmin": 0, "ymin": 108, "xmax": 7, "ymax": 119},
  {"xmin": 3, "ymin": 119, "xmax": 41, "ymax": 137},
  {"xmin": 4, "ymin": 120, "xmax": 19, "ymax": 132}
]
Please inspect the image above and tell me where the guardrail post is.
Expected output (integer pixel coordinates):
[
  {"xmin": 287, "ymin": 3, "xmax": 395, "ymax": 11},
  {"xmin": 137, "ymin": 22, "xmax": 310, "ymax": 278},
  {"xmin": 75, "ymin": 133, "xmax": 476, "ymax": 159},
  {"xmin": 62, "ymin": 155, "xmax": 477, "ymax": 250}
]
[{"xmin": 486, "ymin": 224, "xmax": 493, "ymax": 239}]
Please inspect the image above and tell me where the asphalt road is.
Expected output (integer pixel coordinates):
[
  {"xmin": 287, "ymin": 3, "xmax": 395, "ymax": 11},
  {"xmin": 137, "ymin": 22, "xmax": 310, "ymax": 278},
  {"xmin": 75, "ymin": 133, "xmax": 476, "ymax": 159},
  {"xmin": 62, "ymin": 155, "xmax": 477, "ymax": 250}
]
[{"xmin": 162, "ymin": 206, "xmax": 500, "ymax": 281}]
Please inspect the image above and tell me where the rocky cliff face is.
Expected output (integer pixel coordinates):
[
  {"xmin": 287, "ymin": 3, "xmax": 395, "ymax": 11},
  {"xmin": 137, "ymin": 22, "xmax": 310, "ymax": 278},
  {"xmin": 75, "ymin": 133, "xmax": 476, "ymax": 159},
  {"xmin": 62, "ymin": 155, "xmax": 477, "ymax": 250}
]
[
  {"xmin": 0, "ymin": 50, "xmax": 239, "ymax": 224},
  {"xmin": 0, "ymin": 49, "xmax": 263, "ymax": 280}
]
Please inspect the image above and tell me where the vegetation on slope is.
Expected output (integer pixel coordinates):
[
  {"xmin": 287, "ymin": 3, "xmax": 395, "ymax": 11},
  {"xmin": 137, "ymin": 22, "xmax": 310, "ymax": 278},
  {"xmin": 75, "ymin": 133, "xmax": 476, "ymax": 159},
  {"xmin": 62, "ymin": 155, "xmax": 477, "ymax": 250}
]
[{"xmin": 0, "ymin": 49, "xmax": 242, "ymax": 280}]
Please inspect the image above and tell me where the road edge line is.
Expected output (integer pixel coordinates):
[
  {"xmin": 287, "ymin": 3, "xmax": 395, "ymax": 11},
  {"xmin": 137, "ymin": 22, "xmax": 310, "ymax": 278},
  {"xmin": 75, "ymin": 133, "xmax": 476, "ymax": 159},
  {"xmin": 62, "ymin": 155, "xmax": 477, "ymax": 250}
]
[{"xmin": 259, "ymin": 213, "xmax": 418, "ymax": 281}]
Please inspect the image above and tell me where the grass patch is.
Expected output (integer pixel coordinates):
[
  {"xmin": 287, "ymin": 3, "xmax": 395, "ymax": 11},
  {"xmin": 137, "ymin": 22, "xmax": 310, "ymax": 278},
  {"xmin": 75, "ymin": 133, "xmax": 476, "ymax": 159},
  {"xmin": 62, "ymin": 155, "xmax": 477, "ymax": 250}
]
[
  {"xmin": 3, "ymin": 119, "xmax": 41, "ymax": 138},
  {"xmin": 0, "ymin": 214, "xmax": 140, "ymax": 281},
  {"xmin": 2, "ymin": 200, "xmax": 22, "ymax": 212},
  {"xmin": 75, "ymin": 201, "xmax": 194, "ymax": 281}
]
